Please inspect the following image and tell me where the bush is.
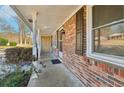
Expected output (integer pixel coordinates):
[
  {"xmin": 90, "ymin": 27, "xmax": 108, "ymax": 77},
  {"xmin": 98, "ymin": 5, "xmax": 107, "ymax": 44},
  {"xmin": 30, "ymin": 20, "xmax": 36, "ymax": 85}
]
[
  {"xmin": 9, "ymin": 42, "xmax": 17, "ymax": 46},
  {"xmin": 5, "ymin": 47, "xmax": 33, "ymax": 65},
  {"xmin": 0, "ymin": 38, "xmax": 8, "ymax": 46},
  {"xmin": 0, "ymin": 70, "xmax": 31, "ymax": 87}
]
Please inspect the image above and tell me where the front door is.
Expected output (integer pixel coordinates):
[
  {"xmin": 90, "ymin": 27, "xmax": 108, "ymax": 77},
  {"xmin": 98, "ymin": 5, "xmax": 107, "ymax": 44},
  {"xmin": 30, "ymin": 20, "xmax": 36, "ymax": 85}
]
[{"xmin": 41, "ymin": 36, "xmax": 51, "ymax": 53}]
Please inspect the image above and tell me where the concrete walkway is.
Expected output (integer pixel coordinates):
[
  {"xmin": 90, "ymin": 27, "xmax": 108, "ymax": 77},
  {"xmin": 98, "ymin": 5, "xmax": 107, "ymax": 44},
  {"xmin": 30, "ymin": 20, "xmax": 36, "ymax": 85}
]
[{"xmin": 28, "ymin": 53, "xmax": 84, "ymax": 87}]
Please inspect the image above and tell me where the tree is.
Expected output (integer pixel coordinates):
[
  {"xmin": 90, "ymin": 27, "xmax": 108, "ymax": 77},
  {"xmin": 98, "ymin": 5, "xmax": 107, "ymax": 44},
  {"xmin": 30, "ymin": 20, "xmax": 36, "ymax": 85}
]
[{"xmin": 0, "ymin": 37, "xmax": 8, "ymax": 46}]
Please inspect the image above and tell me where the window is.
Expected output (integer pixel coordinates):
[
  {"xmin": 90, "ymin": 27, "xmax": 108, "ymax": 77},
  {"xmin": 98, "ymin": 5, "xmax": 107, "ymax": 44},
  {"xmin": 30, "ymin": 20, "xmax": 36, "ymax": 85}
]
[
  {"xmin": 87, "ymin": 5, "xmax": 124, "ymax": 66},
  {"xmin": 93, "ymin": 6, "xmax": 124, "ymax": 57},
  {"xmin": 75, "ymin": 7, "xmax": 84, "ymax": 55},
  {"xmin": 94, "ymin": 22, "xmax": 124, "ymax": 57},
  {"xmin": 57, "ymin": 29, "xmax": 63, "ymax": 52}
]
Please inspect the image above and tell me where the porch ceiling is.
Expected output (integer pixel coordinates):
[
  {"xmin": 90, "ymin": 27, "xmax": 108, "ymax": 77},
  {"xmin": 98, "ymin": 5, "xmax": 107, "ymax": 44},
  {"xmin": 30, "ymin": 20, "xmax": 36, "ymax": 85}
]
[{"xmin": 13, "ymin": 5, "xmax": 81, "ymax": 35}]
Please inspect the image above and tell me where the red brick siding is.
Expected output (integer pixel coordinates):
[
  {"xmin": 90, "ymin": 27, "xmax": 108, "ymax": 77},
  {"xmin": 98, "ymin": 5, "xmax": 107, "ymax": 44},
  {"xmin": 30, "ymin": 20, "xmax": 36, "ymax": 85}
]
[{"xmin": 53, "ymin": 6, "xmax": 124, "ymax": 87}]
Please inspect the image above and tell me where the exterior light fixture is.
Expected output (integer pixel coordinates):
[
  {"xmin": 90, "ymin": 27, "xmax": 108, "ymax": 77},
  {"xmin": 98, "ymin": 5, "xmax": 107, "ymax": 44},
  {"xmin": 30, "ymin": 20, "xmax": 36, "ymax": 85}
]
[{"xmin": 28, "ymin": 19, "xmax": 33, "ymax": 23}]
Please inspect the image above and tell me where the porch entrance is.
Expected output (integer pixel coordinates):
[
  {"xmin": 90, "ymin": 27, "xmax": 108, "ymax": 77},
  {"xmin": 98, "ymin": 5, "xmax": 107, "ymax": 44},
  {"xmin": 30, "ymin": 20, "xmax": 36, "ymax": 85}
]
[{"xmin": 41, "ymin": 36, "xmax": 52, "ymax": 53}]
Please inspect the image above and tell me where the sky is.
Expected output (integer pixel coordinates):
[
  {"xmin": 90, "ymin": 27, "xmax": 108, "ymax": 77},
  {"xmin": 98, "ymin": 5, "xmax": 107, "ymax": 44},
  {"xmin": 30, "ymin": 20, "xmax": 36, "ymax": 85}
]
[{"xmin": 0, "ymin": 5, "xmax": 20, "ymax": 33}]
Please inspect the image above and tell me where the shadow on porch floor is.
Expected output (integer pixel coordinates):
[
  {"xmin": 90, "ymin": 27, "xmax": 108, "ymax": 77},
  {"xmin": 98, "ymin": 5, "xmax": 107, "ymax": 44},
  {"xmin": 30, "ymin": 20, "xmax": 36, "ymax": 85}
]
[{"xmin": 28, "ymin": 53, "xmax": 84, "ymax": 87}]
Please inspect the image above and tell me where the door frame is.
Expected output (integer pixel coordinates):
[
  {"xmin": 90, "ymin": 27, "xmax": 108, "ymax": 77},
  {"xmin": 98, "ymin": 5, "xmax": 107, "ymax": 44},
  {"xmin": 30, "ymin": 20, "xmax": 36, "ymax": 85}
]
[{"xmin": 41, "ymin": 35, "xmax": 52, "ymax": 53}]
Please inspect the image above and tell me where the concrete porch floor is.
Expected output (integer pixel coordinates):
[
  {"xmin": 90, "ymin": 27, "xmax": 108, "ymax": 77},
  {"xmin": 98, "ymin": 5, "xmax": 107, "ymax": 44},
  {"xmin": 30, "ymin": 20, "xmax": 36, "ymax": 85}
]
[{"xmin": 28, "ymin": 53, "xmax": 84, "ymax": 87}]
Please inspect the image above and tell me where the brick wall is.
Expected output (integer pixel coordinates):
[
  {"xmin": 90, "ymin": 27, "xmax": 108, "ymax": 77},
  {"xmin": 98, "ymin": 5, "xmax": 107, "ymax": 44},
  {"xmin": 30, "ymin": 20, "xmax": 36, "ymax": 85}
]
[{"xmin": 52, "ymin": 6, "xmax": 124, "ymax": 87}]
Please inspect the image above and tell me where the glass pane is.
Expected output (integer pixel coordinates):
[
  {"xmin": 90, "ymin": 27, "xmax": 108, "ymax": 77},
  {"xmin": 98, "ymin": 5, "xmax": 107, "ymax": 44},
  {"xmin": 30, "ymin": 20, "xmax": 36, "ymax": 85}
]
[
  {"xmin": 93, "ymin": 5, "xmax": 124, "ymax": 28},
  {"xmin": 76, "ymin": 33, "xmax": 81, "ymax": 50},
  {"xmin": 94, "ymin": 22, "xmax": 124, "ymax": 57},
  {"xmin": 57, "ymin": 30, "xmax": 63, "ymax": 51},
  {"xmin": 59, "ymin": 42, "xmax": 62, "ymax": 52}
]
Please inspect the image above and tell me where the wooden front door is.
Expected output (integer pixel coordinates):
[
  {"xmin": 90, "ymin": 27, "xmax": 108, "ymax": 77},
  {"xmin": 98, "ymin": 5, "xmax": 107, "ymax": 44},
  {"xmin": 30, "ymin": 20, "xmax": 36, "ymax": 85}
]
[{"xmin": 41, "ymin": 36, "xmax": 51, "ymax": 53}]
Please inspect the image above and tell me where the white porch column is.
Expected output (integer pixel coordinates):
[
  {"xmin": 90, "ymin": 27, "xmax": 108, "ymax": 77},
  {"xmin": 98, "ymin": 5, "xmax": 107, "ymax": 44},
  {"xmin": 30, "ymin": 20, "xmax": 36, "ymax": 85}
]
[
  {"xmin": 19, "ymin": 22, "xmax": 23, "ymax": 45},
  {"xmin": 37, "ymin": 28, "xmax": 41, "ymax": 60},
  {"xmin": 32, "ymin": 11, "xmax": 38, "ymax": 59},
  {"xmin": 19, "ymin": 30, "xmax": 22, "ymax": 45},
  {"xmin": 24, "ymin": 37, "xmax": 27, "ymax": 45}
]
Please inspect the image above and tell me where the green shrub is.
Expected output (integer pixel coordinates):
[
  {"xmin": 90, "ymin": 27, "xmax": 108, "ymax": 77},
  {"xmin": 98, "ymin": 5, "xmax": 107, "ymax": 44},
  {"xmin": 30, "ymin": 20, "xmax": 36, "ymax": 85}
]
[
  {"xmin": 5, "ymin": 47, "xmax": 33, "ymax": 65},
  {"xmin": 0, "ymin": 70, "xmax": 31, "ymax": 87},
  {"xmin": 9, "ymin": 42, "xmax": 17, "ymax": 46},
  {"xmin": 0, "ymin": 38, "xmax": 8, "ymax": 46}
]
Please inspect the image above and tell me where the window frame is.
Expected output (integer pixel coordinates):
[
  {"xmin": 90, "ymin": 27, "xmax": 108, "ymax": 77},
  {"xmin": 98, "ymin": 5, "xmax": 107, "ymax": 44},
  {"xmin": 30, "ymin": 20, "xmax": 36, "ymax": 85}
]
[
  {"xmin": 75, "ymin": 7, "xmax": 84, "ymax": 55},
  {"xmin": 57, "ymin": 28, "xmax": 63, "ymax": 52},
  {"xmin": 57, "ymin": 27, "xmax": 64, "ymax": 59},
  {"xmin": 86, "ymin": 5, "xmax": 124, "ymax": 67}
]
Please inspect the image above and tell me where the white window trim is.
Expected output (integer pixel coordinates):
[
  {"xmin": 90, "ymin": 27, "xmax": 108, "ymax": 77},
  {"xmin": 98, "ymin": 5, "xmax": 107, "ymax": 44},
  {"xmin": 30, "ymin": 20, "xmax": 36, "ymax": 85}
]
[
  {"xmin": 58, "ymin": 27, "xmax": 63, "ymax": 59},
  {"xmin": 86, "ymin": 5, "xmax": 124, "ymax": 67}
]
